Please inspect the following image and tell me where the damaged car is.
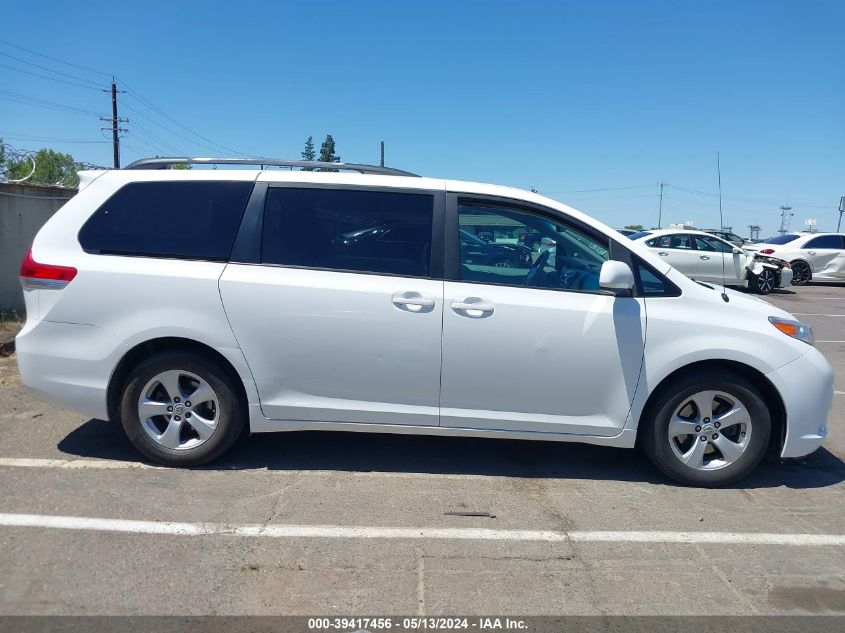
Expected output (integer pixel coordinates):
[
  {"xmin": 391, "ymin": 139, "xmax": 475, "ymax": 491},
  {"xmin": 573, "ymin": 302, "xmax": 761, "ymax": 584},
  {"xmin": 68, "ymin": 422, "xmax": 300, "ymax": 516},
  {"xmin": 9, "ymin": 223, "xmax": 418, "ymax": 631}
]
[{"xmin": 631, "ymin": 229, "xmax": 792, "ymax": 294}]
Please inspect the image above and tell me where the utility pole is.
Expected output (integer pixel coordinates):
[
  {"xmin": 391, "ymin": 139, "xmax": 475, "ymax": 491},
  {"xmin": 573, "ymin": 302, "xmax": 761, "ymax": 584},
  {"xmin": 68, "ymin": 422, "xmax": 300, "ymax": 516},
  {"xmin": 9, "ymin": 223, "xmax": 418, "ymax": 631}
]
[
  {"xmin": 100, "ymin": 78, "xmax": 127, "ymax": 169},
  {"xmin": 777, "ymin": 205, "xmax": 793, "ymax": 235},
  {"xmin": 657, "ymin": 180, "xmax": 666, "ymax": 228},
  {"xmin": 838, "ymin": 196, "xmax": 845, "ymax": 232},
  {"xmin": 380, "ymin": 141, "xmax": 384, "ymax": 167}
]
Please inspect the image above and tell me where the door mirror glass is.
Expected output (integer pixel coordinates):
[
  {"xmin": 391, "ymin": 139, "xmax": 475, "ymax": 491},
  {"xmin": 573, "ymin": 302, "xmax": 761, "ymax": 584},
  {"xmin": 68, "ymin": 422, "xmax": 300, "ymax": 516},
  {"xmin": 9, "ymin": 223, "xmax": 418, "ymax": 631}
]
[{"xmin": 599, "ymin": 260, "xmax": 635, "ymax": 293}]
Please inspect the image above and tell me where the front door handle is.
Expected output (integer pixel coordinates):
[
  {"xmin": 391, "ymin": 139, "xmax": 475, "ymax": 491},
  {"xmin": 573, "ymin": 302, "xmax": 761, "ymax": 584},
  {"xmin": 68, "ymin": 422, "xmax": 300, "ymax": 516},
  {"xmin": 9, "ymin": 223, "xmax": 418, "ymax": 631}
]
[
  {"xmin": 700, "ymin": 255, "xmax": 711, "ymax": 260},
  {"xmin": 658, "ymin": 251, "xmax": 668, "ymax": 256},
  {"xmin": 392, "ymin": 292, "xmax": 435, "ymax": 312},
  {"xmin": 451, "ymin": 298, "xmax": 495, "ymax": 317}
]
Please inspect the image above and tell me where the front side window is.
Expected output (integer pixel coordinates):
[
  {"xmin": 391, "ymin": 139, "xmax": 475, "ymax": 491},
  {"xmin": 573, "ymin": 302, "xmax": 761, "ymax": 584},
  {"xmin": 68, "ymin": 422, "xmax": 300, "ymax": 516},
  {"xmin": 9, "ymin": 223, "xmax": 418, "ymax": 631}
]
[
  {"xmin": 78, "ymin": 181, "xmax": 253, "ymax": 260},
  {"xmin": 804, "ymin": 235, "xmax": 844, "ymax": 249},
  {"xmin": 261, "ymin": 187, "xmax": 434, "ymax": 277},
  {"xmin": 456, "ymin": 202, "xmax": 609, "ymax": 292}
]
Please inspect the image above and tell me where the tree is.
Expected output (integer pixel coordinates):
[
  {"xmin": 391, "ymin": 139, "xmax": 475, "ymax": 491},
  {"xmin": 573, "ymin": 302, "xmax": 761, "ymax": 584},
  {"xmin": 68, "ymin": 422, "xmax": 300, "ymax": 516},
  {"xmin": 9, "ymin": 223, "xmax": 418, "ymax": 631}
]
[
  {"xmin": 301, "ymin": 136, "xmax": 316, "ymax": 170},
  {"xmin": 319, "ymin": 134, "xmax": 339, "ymax": 171},
  {"xmin": 624, "ymin": 224, "xmax": 644, "ymax": 230},
  {"xmin": 3, "ymin": 147, "xmax": 79, "ymax": 187}
]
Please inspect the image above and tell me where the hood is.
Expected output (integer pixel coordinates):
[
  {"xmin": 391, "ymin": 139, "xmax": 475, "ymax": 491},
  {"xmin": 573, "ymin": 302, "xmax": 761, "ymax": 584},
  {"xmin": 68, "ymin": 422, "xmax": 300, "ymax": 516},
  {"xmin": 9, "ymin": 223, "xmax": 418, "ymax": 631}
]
[{"xmin": 663, "ymin": 267, "xmax": 796, "ymax": 321}]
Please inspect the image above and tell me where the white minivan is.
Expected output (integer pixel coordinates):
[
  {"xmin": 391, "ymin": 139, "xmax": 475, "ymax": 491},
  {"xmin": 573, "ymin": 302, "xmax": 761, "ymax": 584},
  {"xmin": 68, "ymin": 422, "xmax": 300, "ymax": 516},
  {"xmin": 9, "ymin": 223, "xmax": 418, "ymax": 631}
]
[{"xmin": 16, "ymin": 158, "xmax": 833, "ymax": 486}]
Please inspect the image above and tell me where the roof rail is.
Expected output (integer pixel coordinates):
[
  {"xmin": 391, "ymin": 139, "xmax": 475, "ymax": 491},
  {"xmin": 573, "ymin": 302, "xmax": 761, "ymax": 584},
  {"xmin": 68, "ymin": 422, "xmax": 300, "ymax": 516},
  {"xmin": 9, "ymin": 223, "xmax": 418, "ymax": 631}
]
[{"xmin": 123, "ymin": 157, "xmax": 418, "ymax": 177}]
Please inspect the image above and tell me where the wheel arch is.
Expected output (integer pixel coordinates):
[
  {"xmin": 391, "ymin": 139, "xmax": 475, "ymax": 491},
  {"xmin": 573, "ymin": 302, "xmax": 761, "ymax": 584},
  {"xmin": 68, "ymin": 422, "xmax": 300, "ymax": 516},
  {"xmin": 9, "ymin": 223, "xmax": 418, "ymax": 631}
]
[
  {"xmin": 637, "ymin": 359, "xmax": 786, "ymax": 455},
  {"xmin": 106, "ymin": 337, "xmax": 249, "ymax": 425}
]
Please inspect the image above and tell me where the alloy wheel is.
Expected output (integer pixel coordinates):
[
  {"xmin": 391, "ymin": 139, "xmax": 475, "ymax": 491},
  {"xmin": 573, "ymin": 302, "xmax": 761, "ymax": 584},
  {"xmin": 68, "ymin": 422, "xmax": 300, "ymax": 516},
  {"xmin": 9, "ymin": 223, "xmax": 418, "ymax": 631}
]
[
  {"xmin": 667, "ymin": 390, "xmax": 752, "ymax": 471},
  {"xmin": 138, "ymin": 370, "xmax": 219, "ymax": 450},
  {"xmin": 756, "ymin": 269, "xmax": 775, "ymax": 293},
  {"xmin": 791, "ymin": 261, "xmax": 811, "ymax": 285}
]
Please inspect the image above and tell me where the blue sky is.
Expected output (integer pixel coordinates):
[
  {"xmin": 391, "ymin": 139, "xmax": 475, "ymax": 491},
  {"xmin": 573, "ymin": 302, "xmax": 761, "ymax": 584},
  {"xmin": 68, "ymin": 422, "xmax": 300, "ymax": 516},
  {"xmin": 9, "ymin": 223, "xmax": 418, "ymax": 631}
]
[{"xmin": 1, "ymin": 0, "xmax": 842, "ymax": 236}]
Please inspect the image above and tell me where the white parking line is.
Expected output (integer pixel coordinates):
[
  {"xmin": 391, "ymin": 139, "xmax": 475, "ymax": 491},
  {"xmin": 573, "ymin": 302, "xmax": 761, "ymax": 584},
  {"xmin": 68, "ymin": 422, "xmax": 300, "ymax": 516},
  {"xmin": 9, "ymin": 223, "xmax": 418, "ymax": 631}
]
[
  {"xmin": 790, "ymin": 313, "xmax": 845, "ymax": 317},
  {"xmin": 0, "ymin": 513, "xmax": 842, "ymax": 546},
  {"xmin": 816, "ymin": 340, "xmax": 845, "ymax": 343}
]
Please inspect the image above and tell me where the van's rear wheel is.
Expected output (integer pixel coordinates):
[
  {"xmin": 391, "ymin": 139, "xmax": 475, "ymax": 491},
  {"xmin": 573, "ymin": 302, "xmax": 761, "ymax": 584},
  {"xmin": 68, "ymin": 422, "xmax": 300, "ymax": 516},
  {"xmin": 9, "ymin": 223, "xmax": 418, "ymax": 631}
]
[
  {"xmin": 120, "ymin": 351, "xmax": 245, "ymax": 466},
  {"xmin": 641, "ymin": 371, "xmax": 770, "ymax": 487}
]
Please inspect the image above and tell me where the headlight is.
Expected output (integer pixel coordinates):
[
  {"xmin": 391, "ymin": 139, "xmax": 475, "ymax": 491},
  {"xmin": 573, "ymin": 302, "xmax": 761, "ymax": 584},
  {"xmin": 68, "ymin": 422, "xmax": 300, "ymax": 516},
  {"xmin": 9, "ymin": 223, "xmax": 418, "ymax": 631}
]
[{"xmin": 769, "ymin": 317, "xmax": 814, "ymax": 346}]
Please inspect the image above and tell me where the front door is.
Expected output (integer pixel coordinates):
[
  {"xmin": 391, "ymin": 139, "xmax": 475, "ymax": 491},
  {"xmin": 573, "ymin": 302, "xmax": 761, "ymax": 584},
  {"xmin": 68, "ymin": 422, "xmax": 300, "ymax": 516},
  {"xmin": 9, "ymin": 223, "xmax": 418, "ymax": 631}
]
[
  {"xmin": 692, "ymin": 234, "xmax": 744, "ymax": 284},
  {"xmin": 220, "ymin": 185, "xmax": 444, "ymax": 426},
  {"xmin": 647, "ymin": 233, "xmax": 703, "ymax": 280},
  {"xmin": 439, "ymin": 199, "xmax": 646, "ymax": 436}
]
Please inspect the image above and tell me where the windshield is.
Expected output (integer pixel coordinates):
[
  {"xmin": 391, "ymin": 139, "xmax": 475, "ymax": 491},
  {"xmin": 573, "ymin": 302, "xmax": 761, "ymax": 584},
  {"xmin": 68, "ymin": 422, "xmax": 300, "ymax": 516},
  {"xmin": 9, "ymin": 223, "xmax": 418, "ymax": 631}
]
[
  {"xmin": 627, "ymin": 231, "xmax": 652, "ymax": 240},
  {"xmin": 760, "ymin": 234, "xmax": 800, "ymax": 245}
]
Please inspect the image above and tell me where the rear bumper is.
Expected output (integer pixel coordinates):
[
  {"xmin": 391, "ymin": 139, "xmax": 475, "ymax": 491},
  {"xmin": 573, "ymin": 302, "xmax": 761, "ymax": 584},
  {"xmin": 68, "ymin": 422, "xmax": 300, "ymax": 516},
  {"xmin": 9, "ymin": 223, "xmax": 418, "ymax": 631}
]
[
  {"xmin": 766, "ymin": 347, "xmax": 834, "ymax": 458},
  {"xmin": 16, "ymin": 319, "xmax": 128, "ymax": 420}
]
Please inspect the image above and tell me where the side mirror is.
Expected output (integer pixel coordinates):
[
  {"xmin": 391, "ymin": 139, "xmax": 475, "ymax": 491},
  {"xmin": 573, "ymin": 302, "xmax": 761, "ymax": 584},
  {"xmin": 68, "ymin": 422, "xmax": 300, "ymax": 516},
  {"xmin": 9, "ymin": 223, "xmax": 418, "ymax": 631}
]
[
  {"xmin": 732, "ymin": 247, "xmax": 742, "ymax": 254},
  {"xmin": 599, "ymin": 260, "xmax": 635, "ymax": 295}
]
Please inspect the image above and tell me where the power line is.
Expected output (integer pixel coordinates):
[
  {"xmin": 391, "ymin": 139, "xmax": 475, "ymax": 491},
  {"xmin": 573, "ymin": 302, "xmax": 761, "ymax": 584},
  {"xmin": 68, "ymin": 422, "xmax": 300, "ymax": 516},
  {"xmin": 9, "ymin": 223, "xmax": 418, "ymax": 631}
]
[
  {"xmin": 121, "ymin": 100, "xmax": 234, "ymax": 156},
  {"xmin": 0, "ymin": 51, "xmax": 103, "ymax": 88},
  {"xmin": 120, "ymin": 82, "xmax": 250, "ymax": 156},
  {"xmin": 671, "ymin": 184, "xmax": 830, "ymax": 209},
  {"xmin": 0, "ymin": 38, "xmax": 112, "ymax": 78},
  {"xmin": 541, "ymin": 184, "xmax": 655, "ymax": 194},
  {"xmin": 0, "ymin": 89, "xmax": 105, "ymax": 117},
  {"xmin": 0, "ymin": 62, "xmax": 104, "ymax": 91},
  {"xmin": 127, "ymin": 121, "xmax": 185, "ymax": 155},
  {"xmin": 0, "ymin": 132, "xmax": 108, "ymax": 144}
]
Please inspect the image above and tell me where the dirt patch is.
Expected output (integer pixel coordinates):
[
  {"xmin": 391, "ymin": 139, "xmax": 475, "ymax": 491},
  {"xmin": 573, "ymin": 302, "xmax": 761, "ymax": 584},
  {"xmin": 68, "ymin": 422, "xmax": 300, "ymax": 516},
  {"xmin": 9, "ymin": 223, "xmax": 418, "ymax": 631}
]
[{"xmin": 0, "ymin": 354, "xmax": 21, "ymax": 386}]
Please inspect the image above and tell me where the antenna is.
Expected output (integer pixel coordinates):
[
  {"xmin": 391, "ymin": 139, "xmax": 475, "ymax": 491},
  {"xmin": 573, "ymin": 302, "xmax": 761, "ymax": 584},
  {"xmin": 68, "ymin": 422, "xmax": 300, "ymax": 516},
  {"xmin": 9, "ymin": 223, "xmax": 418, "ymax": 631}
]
[{"xmin": 717, "ymin": 152, "xmax": 729, "ymax": 302}]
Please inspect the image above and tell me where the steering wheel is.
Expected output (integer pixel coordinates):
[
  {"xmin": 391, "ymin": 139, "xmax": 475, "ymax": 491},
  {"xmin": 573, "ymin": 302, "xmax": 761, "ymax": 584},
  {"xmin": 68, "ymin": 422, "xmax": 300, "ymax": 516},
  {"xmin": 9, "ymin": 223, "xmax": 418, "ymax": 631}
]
[{"xmin": 524, "ymin": 249, "xmax": 550, "ymax": 287}]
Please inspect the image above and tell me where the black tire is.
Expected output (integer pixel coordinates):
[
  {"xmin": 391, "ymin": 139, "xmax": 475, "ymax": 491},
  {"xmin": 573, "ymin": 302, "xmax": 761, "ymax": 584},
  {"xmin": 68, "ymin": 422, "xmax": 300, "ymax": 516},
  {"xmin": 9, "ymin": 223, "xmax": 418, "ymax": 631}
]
[
  {"xmin": 790, "ymin": 260, "xmax": 812, "ymax": 285},
  {"xmin": 119, "ymin": 351, "xmax": 246, "ymax": 466},
  {"xmin": 640, "ymin": 370, "xmax": 771, "ymax": 487},
  {"xmin": 751, "ymin": 268, "xmax": 776, "ymax": 294}
]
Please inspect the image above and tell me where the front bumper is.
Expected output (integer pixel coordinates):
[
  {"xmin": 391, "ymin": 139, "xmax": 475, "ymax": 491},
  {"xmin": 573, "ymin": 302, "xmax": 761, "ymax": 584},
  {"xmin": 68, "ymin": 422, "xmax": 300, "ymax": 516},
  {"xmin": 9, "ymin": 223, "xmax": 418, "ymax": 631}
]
[
  {"xmin": 779, "ymin": 267, "xmax": 794, "ymax": 287},
  {"xmin": 766, "ymin": 346, "xmax": 833, "ymax": 458}
]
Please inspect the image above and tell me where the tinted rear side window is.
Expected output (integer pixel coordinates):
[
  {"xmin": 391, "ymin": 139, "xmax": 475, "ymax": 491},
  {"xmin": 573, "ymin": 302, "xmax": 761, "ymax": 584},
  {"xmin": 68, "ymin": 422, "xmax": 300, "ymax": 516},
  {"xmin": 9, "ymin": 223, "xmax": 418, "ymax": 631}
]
[
  {"xmin": 261, "ymin": 187, "xmax": 434, "ymax": 277},
  {"xmin": 79, "ymin": 181, "xmax": 253, "ymax": 260},
  {"xmin": 805, "ymin": 235, "xmax": 844, "ymax": 249}
]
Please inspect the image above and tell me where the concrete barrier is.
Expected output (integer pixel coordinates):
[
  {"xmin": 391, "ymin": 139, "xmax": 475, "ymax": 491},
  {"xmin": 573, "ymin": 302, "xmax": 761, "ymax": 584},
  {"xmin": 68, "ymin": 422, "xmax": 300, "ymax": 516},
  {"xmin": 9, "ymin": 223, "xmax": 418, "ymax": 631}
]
[{"xmin": 0, "ymin": 182, "xmax": 77, "ymax": 311}]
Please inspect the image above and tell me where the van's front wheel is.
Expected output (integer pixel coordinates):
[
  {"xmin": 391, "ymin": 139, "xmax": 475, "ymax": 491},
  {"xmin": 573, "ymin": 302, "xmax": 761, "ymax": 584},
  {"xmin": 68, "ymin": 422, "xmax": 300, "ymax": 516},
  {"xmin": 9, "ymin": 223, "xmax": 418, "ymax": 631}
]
[
  {"xmin": 641, "ymin": 371, "xmax": 771, "ymax": 487},
  {"xmin": 120, "ymin": 351, "xmax": 245, "ymax": 466}
]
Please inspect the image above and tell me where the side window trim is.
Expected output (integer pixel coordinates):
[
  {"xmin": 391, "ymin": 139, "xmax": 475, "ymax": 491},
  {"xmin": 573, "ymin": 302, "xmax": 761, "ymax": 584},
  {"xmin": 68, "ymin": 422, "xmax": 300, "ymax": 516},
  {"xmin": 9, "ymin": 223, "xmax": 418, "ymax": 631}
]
[{"xmin": 235, "ymin": 184, "xmax": 446, "ymax": 279}]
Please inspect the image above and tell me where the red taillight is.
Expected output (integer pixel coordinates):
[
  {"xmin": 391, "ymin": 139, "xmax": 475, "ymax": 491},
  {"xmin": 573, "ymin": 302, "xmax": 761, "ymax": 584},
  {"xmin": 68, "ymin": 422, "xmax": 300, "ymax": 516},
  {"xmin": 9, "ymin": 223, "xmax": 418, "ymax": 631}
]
[
  {"xmin": 759, "ymin": 248, "xmax": 775, "ymax": 254},
  {"xmin": 19, "ymin": 249, "xmax": 77, "ymax": 289}
]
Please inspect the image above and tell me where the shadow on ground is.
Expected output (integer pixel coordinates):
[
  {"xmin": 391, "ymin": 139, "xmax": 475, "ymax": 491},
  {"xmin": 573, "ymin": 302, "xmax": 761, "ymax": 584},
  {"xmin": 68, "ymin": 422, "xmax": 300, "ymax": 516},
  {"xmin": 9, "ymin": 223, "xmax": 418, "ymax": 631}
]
[{"xmin": 57, "ymin": 418, "xmax": 845, "ymax": 490}]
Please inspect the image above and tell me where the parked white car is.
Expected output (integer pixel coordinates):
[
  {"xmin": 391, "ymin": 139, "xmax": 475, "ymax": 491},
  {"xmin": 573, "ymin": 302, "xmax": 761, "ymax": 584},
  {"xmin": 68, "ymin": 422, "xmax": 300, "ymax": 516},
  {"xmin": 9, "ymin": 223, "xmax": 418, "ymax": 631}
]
[
  {"xmin": 630, "ymin": 229, "xmax": 792, "ymax": 294},
  {"xmin": 16, "ymin": 158, "xmax": 832, "ymax": 486},
  {"xmin": 744, "ymin": 232, "xmax": 845, "ymax": 285}
]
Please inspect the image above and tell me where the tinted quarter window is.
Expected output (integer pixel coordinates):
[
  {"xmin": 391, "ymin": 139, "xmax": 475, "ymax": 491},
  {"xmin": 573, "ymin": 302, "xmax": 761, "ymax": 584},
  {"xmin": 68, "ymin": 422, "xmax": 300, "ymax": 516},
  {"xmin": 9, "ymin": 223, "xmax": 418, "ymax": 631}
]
[
  {"xmin": 261, "ymin": 188, "xmax": 434, "ymax": 277},
  {"xmin": 805, "ymin": 235, "xmax": 844, "ymax": 249},
  {"xmin": 79, "ymin": 181, "xmax": 253, "ymax": 260}
]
